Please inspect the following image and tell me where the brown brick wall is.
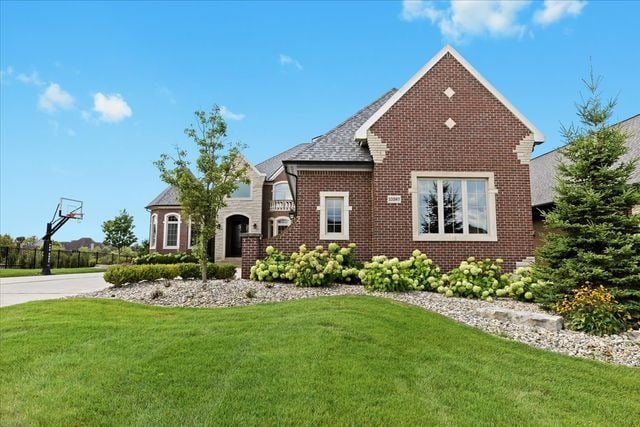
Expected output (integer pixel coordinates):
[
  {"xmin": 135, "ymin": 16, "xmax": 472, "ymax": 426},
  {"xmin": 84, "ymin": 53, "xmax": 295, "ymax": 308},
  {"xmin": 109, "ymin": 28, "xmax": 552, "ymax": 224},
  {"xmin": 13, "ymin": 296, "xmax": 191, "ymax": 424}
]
[
  {"xmin": 260, "ymin": 170, "xmax": 373, "ymax": 261},
  {"xmin": 149, "ymin": 207, "xmax": 191, "ymax": 253},
  {"xmin": 369, "ymin": 52, "xmax": 534, "ymax": 271}
]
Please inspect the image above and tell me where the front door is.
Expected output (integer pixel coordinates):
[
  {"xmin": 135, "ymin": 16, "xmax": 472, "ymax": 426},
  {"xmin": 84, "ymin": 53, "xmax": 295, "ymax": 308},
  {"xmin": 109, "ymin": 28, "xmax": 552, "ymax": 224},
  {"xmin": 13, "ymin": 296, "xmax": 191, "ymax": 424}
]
[{"xmin": 225, "ymin": 215, "xmax": 249, "ymax": 257}]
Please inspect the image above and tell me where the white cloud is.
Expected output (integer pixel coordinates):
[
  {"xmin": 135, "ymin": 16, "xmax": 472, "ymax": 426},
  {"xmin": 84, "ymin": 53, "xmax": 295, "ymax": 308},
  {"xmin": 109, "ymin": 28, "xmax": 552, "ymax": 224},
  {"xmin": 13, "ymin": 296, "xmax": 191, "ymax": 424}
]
[
  {"xmin": 66, "ymin": 128, "xmax": 76, "ymax": 137},
  {"xmin": 16, "ymin": 71, "xmax": 44, "ymax": 86},
  {"xmin": 92, "ymin": 92, "xmax": 132, "ymax": 122},
  {"xmin": 401, "ymin": 0, "xmax": 531, "ymax": 41},
  {"xmin": 0, "ymin": 66, "xmax": 14, "ymax": 83},
  {"xmin": 533, "ymin": 0, "xmax": 586, "ymax": 26},
  {"xmin": 38, "ymin": 83, "xmax": 74, "ymax": 112},
  {"xmin": 279, "ymin": 54, "xmax": 303, "ymax": 70},
  {"xmin": 47, "ymin": 119, "xmax": 75, "ymax": 137},
  {"xmin": 220, "ymin": 105, "xmax": 245, "ymax": 121}
]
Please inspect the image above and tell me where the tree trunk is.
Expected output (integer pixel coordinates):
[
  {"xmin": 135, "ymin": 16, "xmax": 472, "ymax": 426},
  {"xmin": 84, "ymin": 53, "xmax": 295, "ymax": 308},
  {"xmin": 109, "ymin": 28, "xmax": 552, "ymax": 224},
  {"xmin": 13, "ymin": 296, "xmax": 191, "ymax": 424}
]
[{"xmin": 201, "ymin": 256, "xmax": 208, "ymax": 282}]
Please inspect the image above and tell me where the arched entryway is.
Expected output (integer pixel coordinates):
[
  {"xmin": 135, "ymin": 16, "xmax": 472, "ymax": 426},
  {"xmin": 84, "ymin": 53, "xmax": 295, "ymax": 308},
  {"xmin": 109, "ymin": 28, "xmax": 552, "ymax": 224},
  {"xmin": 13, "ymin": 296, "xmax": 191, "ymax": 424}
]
[{"xmin": 225, "ymin": 215, "xmax": 249, "ymax": 258}]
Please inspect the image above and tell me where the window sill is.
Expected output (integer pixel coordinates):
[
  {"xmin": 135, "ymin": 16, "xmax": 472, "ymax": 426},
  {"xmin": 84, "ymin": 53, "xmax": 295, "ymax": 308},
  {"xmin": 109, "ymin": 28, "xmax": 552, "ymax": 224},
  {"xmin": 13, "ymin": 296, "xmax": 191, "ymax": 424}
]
[{"xmin": 413, "ymin": 234, "xmax": 497, "ymax": 242}]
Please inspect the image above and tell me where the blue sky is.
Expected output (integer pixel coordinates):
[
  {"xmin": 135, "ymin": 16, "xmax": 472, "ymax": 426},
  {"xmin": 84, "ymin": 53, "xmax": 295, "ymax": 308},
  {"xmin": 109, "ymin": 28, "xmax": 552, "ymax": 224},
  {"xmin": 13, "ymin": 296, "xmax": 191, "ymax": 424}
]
[{"xmin": 1, "ymin": 1, "xmax": 638, "ymax": 243}]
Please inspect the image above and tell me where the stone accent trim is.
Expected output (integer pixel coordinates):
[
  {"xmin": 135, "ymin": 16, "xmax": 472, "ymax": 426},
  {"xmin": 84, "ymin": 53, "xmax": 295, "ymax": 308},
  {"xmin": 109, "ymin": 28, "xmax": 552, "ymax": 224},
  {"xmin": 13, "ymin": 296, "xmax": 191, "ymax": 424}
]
[
  {"xmin": 515, "ymin": 256, "xmax": 536, "ymax": 269},
  {"xmin": 367, "ymin": 130, "xmax": 388, "ymax": 164},
  {"xmin": 513, "ymin": 133, "xmax": 535, "ymax": 165}
]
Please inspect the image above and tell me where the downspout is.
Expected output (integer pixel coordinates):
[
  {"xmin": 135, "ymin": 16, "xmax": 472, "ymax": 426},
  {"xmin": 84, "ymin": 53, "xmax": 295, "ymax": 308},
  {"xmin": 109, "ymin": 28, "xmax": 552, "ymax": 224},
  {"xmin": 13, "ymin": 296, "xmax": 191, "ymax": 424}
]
[{"xmin": 284, "ymin": 164, "xmax": 299, "ymax": 218}]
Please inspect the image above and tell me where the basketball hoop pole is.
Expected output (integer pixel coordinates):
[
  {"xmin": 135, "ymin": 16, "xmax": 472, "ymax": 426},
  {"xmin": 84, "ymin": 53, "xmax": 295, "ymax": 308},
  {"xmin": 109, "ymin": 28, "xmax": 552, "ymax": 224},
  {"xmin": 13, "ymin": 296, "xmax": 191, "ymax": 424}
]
[{"xmin": 41, "ymin": 207, "xmax": 72, "ymax": 275}]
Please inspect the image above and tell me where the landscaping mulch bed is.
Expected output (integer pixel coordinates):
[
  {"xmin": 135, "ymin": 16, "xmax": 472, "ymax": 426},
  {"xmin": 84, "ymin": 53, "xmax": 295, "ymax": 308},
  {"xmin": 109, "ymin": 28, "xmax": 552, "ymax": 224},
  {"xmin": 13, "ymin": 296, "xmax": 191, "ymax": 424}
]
[{"xmin": 85, "ymin": 278, "xmax": 640, "ymax": 367}]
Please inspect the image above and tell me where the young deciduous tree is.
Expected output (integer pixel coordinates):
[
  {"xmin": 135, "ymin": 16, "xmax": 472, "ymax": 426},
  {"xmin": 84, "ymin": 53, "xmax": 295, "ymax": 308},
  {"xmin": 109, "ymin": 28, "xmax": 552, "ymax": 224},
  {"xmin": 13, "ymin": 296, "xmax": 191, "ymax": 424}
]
[
  {"xmin": 155, "ymin": 106, "xmax": 248, "ymax": 281},
  {"xmin": 102, "ymin": 210, "xmax": 137, "ymax": 256},
  {"xmin": 536, "ymin": 72, "xmax": 640, "ymax": 301}
]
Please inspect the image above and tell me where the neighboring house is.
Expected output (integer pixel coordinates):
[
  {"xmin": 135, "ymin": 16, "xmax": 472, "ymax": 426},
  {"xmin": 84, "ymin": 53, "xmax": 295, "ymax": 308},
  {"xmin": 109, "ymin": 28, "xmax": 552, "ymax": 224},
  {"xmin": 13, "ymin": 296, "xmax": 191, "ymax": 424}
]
[
  {"xmin": 530, "ymin": 113, "xmax": 640, "ymax": 248},
  {"xmin": 241, "ymin": 45, "xmax": 545, "ymax": 276},
  {"xmin": 146, "ymin": 146, "xmax": 308, "ymax": 261}
]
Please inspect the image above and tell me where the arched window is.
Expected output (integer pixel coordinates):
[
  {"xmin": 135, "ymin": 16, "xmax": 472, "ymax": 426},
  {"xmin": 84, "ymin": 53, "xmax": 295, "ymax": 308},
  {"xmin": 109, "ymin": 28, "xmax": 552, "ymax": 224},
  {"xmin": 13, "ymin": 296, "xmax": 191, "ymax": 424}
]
[
  {"xmin": 164, "ymin": 213, "xmax": 181, "ymax": 249},
  {"xmin": 273, "ymin": 182, "xmax": 292, "ymax": 201},
  {"xmin": 150, "ymin": 214, "xmax": 158, "ymax": 249}
]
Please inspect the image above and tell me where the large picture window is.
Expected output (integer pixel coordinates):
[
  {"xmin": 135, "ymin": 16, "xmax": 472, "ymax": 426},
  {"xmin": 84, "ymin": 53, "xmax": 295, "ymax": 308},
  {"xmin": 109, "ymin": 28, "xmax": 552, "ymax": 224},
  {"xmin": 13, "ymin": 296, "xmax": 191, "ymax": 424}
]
[
  {"xmin": 230, "ymin": 181, "xmax": 251, "ymax": 199},
  {"xmin": 318, "ymin": 192, "xmax": 351, "ymax": 240},
  {"xmin": 273, "ymin": 182, "xmax": 292, "ymax": 201},
  {"xmin": 412, "ymin": 172, "xmax": 497, "ymax": 241},
  {"xmin": 164, "ymin": 213, "xmax": 181, "ymax": 249}
]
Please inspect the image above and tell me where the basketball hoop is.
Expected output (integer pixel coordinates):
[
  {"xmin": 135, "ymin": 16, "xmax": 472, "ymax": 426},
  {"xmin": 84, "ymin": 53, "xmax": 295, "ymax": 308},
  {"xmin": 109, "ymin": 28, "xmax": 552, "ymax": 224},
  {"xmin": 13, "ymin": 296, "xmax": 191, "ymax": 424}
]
[{"xmin": 41, "ymin": 197, "xmax": 84, "ymax": 275}]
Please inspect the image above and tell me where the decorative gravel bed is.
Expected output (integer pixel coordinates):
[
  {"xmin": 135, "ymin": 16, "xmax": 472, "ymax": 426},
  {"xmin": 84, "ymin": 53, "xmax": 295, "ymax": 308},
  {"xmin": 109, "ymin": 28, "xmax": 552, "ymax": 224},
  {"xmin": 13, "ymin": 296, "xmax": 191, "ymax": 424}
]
[{"xmin": 85, "ymin": 278, "xmax": 640, "ymax": 367}]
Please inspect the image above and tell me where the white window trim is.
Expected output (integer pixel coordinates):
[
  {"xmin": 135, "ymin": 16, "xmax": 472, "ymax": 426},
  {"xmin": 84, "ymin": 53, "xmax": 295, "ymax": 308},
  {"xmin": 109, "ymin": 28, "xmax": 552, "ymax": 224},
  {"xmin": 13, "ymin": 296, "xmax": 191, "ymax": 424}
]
[
  {"xmin": 228, "ymin": 180, "xmax": 253, "ymax": 200},
  {"xmin": 163, "ymin": 212, "xmax": 181, "ymax": 249},
  {"xmin": 150, "ymin": 213, "xmax": 158, "ymax": 250},
  {"xmin": 273, "ymin": 216, "xmax": 291, "ymax": 237},
  {"xmin": 272, "ymin": 181, "xmax": 292, "ymax": 201},
  {"xmin": 410, "ymin": 171, "xmax": 498, "ymax": 242},
  {"xmin": 187, "ymin": 219, "xmax": 196, "ymax": 249},
  {"xmin": 317, "ymin": 191, "xmax": 351, "ymax": 241}
]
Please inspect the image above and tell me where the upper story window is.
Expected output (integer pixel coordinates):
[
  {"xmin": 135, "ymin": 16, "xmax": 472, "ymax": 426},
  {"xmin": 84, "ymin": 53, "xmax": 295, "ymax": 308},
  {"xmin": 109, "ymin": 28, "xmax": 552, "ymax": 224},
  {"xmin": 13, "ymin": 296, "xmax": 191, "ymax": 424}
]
[
  {"xmin": 230, "ymin": 181, "xmax": 251, "ymax": 199},
  {"xmin": 164, "ymin": 213, "xmax": 181, "ymax": 249},
  {"xmin": 273, "ymin": 182, "xmax": 292, "ymax": 201},
  {"xmin": 188, "ymin": 220, "xmax": 198, "ymax": 249},
  {"xmin": 318, "ymin": 191, "xmax": 351, "ymax": 241},
  {"xmin": 150, "ymin": 214, "xmax": 158, "ymax": 249},
  {"xmin": 411, "ymin": 172, "xmax": 497, "ymax": 242}
]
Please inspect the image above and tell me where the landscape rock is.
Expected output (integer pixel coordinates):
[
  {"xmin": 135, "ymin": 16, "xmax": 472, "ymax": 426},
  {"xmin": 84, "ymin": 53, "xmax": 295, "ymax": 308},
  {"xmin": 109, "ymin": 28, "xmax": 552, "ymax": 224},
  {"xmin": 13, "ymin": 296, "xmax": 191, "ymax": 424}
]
[{"xmin": 476, "ymin": 307, "xmax": 563, "ymax": 332}]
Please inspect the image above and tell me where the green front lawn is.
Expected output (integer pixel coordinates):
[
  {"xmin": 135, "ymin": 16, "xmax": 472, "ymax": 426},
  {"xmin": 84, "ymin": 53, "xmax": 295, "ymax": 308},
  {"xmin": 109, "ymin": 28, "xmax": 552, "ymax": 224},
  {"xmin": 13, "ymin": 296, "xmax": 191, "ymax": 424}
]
[
  {"xmin": 1, "ymin": 297, "xmax": 638, "ymax": 425},
  {"xmin": 0, "ymin": 267, "xmax": 106, "ymax": 278}
]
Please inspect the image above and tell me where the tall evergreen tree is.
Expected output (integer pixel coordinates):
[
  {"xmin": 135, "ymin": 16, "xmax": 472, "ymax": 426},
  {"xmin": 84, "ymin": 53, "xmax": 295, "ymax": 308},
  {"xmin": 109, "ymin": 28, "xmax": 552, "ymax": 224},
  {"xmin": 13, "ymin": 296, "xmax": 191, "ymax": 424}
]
[{"xmin": 536, "ymin": 72, "xmax": 640, "ymax": 298}]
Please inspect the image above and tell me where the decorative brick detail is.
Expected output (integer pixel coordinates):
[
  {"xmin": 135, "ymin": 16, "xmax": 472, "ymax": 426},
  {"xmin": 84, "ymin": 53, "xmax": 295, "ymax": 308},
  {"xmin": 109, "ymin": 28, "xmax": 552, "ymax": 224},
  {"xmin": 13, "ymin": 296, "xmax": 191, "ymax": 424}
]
[
  {"xmin": 240, "ymin": 233, "xmax": 262, "ymax": 279},
  {"xmin": 368, "ymin": 52, "xmax": 535, "ymax": 271},
  {"xmin": 367, "ymin": 130, "xmax": 388, "ymax": 164},
  {"xmin": 513, "ymin": 133, "xmax": 535, "ymax": 165}
]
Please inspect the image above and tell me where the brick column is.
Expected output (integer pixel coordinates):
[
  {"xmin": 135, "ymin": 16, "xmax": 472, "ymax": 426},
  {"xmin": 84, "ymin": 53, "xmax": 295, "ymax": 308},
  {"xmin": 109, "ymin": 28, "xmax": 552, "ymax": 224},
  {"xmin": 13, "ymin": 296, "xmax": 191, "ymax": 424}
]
[{"xmin": 241, "ymin": 233, "xmax": 262, "ymax": 279}]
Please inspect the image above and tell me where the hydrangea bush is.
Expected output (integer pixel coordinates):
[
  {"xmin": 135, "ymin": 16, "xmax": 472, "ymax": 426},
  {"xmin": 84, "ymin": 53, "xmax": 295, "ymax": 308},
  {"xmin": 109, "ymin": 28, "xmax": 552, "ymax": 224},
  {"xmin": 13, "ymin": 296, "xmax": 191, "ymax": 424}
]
[
  {"xmin": 249, "ymin": 246, "xmax": 290, "ymax": 282},
  {"xmin": 358, "ymin": 250, "xmax": 441, "ymax": 292},
  {"xmin": 436, "ymin": 258, "xmax": 509, "ymax": 302},
  {"xmin": 250, "ymin": 243, "xmax": 359, "ymax": 287},
  {"xmin": 498, "ymin": 266, "xmax": 548, "ymax": 301}
]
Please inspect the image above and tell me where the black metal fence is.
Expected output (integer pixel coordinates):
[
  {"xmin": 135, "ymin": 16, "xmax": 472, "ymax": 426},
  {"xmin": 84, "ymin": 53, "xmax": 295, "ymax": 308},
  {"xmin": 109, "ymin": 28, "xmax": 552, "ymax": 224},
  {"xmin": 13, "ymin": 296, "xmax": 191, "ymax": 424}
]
[{"xmin": 0, "ymin": 246, "xmax": 135, "ymax": 270}]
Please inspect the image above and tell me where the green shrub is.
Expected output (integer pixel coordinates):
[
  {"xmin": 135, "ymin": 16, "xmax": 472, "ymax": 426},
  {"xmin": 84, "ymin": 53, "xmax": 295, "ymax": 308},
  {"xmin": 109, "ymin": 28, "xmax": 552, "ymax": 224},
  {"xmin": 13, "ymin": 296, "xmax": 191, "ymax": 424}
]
[
  {"xmin": 287, "ymin": 243, "xmax": 360, "ymax": 287},
  {"xmin": 104, "ymin": 262, "xmax": 237, "ymax": 286},
  {"xmin": 133, "ymin": 252, "xmax": 198, "ymax": 265},
  {"xmin": 250, "ymin": 246, "xmax": 290, "ymax": 282},
  {"xmin": 438, "ymin": 258, "xmax": 509, "ymax": 301},
  {"xmin": 498, "ymin": 266, "xmax": 549, "ymax": 301},
  {"xmin": 554, "ymin": 285, "xmax": 626, "ymax": 335},
  {"xmin": 610, "ymin": 288, "xmax": 640, "ymax": 330},
  {"xmin": 210, "ymin": 263, "xmax": 237, "ymax": 280},
  {"xmin": 359, "ymin": 250, "xmax": 441, "ymax": 292},
  {"xmin": 250, "ymin": 243, "xmax": 359, "ymax": 287}
]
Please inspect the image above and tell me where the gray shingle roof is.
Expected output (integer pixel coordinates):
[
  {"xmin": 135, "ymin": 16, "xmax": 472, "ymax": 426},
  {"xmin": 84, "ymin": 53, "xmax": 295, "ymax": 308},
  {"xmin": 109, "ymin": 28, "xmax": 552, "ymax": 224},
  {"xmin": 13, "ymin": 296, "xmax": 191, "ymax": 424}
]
[
  {"xmin": 255, "ymin": 143, "xmax": 310, "ymax": 179},
  {"xmin": 285, "ymin": 89, "xmax": 398, "ymax": 163},
  {"xmin": 146, "ymin": 185, "xmax": 181, "ymax": 208},
  {"xmin": 530, "ymin": 113, "xmax": 640, "ymax": 207}
]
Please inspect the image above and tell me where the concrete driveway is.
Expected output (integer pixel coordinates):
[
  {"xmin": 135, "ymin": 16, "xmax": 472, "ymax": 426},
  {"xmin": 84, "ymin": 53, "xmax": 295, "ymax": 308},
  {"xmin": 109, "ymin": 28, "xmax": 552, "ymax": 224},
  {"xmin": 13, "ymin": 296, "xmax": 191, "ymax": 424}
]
[{"xmin": 0, "ymin": 272, "xmax": 109, "ymax": 308}]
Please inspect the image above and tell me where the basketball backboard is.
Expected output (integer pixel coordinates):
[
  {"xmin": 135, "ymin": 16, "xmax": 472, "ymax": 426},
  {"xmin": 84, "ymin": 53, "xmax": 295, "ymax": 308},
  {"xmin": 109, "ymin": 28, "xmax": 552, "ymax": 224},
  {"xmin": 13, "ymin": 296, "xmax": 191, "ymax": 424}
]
[{"xmin": 59, "ymin": 197, "xmax": 84, "ymax": 220}]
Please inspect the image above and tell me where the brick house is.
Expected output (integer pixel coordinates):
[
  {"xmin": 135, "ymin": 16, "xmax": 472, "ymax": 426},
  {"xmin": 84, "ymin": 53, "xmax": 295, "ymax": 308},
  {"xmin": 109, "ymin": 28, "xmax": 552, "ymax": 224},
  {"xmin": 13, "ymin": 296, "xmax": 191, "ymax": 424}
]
[
  {"xmin": 146, "ymin": 145, "xmax": 308, "ymax": 261},
  {"xmin": 241, "ymin": 45, "xmax": 545, "ymax": 277},
  {"xmin": 147, "ymin": 45, "xmax": 547, "ymax": 276},
  {"xmin": 530, "ymin": 113, "xmax": 640, "ymax": 248}
]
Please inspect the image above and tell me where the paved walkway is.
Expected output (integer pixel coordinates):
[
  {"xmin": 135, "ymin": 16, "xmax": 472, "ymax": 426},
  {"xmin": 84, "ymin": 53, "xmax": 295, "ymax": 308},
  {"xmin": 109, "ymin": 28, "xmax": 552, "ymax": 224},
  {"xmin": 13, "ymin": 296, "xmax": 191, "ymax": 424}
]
[{"xmin": 0, "ymin": 273, "xmax": 109, "ymax": 308}]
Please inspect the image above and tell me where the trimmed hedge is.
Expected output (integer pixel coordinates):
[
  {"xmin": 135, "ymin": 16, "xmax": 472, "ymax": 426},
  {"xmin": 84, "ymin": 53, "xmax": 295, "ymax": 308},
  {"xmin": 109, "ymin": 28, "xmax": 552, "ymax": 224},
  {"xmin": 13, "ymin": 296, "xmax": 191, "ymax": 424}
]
[
  {"xmin": 104, "ymin": 262, "xmax": 236, "ymax": 287},
  {"xmin": 133, "ymin": 252, "xmax": 198, "ymax": 265}
]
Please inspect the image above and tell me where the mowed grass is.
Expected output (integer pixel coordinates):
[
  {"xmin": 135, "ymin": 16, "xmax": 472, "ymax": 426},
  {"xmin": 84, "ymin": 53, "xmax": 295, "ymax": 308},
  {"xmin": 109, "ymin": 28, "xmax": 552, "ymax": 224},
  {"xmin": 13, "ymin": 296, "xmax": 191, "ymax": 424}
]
[
  {"xmin": 1, "ymin": 297, "xmax": 638, "ymax": 426},
  {"xmin": 0, "ymin": 267, "xmax": 106, "ymax": 278}
]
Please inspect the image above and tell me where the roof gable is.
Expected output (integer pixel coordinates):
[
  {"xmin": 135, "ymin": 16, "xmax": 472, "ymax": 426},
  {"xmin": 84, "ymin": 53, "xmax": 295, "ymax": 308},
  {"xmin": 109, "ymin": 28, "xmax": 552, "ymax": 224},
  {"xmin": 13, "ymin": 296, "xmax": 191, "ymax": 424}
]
[{"xmin": 355, "ymin": 45, "xmax": 544, "ymax": 144}]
